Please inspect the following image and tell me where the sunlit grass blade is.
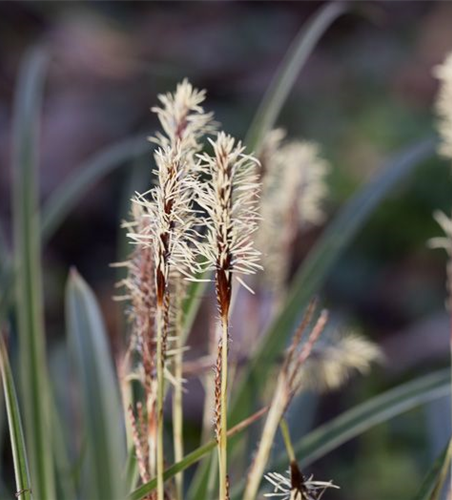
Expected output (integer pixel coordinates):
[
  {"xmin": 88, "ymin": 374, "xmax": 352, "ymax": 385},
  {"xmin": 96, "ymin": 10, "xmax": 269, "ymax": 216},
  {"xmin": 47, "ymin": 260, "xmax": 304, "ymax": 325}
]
[
  {"xmin": 41, "ymin": 133, "xmax": 149, "ymax": 243},
  {"xmin": 230, "ymin": 138, "xmax": 436, "ymax": 427},
  {"xmin": 12, "ymin": 47, "xmax": 56, "ymax": 500},
  {"xmin": 245, "ymin": 2, "xmax": 348, "ymax": 152},
  {"xmin": 65, "ymin": 270, "xmax": 126, "ymax": 499},
  {"xmin": 229, "ymin": 369, "xmax": 450, "ymax": 498},
  {"xmin": 0, "ymin": 336, "xmax": 33, "ymax": 500},
  {"xmin": 128, "ymin": 407, "xmax": 268, "ymax": 500},
  {"xmin": 415, "ymin": 438, "xmax": 452, "ymax": 500}
]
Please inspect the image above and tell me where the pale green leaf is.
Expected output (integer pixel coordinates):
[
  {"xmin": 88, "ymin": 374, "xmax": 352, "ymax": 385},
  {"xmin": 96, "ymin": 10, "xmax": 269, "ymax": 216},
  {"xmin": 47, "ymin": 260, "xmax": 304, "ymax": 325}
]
[
  {"xmin": 12, "ymin": 47, "xmax": 56, "ymax": 500},
  {"xmin": 65, "ymin": 270, "xmax": 126, "ymax": 500}
]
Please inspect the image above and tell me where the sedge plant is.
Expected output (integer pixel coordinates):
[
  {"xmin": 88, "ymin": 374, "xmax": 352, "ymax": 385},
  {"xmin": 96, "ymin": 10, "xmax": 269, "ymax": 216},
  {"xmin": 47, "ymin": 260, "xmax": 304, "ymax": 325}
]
[{"xmin": 2, "ymin": 4, "xmax": 452, "ymax": 500}]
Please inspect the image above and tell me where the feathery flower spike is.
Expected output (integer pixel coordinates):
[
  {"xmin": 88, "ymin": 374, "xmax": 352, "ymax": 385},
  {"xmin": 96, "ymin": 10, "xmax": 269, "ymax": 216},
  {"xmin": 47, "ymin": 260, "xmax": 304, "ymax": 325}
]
[
  {"xmin": 434, "ymin": 53, "xmax": 452, "ymax": 159},
  {"xmin": 128, "ymin": 79, "xmax": 214, "ymax": 500},
  {"xmin": 257, "ymin": 132, "xmax": 329, "ymax": 292},
  {"xmin": 196, "ymin": 131, "xmax": 261, "ymax": 500}
]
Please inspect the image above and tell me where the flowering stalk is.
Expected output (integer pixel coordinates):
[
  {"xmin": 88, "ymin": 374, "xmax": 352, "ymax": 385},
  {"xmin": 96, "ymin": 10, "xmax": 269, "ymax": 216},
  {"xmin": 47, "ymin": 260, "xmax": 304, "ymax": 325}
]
[
  {"xmin": 114, "ymin": 203, "xmax": 157, "ymax": 487},
  {"xmin": 243, "ymin": 308, "xmax": 327, "ymax": 500},
  {"xmin": 129, "ymin": 80, "xmax": 213, "ymax": 499},
  {"xmin": 257, "ymin": 131, "xmax": 329, "ymax": 295},
  {"xmin": 196, "ymin": 132, "xmax": 261, "ymax": 499}
]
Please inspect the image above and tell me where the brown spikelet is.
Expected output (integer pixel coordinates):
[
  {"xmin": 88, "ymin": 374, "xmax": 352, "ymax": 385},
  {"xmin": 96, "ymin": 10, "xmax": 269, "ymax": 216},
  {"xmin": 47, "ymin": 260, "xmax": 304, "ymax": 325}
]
[
  {"xmin": 161, "ymin": 291, "xmax": 170, "ymax": 364},
  {"xmin": 226, "ymin": 474, "xmax": 231, "ymax": 500},
  {"xmin": 214, "ymin": 340, "xmax": 223, "ymax": 443},
  {"xmin": 216, "ymin": 268, "xmax": 232, "ymax": 322},
  {"xmin": 128, "ymin": 405, "xmax": 150, "ymax": 484}
]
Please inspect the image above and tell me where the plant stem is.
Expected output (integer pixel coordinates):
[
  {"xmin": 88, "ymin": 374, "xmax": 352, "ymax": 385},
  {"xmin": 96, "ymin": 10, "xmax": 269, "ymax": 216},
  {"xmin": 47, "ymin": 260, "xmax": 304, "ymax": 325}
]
[
  {"xmin": 243, "ymin": 381, "xmax": 287, "ymax": 500},
  {"xmin": 217, "ymin": 317, "xmax": 229, "ymax": 499},
  {"xmin": 173, "ymin": 292, "xmax": 184, "ymax": 500},
  {"xmin": 156, "ymin": 303, "xmax": 165, "ymax": 500},
  {"xmin": 279, "ymin": 418, "xmax": 296, "ymax": 463}
]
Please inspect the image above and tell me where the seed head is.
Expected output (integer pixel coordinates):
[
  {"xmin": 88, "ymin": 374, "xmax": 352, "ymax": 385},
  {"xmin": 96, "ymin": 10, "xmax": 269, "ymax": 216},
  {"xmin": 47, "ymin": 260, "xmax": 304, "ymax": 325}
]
[
  {"xmin": 264, "ymin": 467, "xmax": 339, "ymax": 500},
  {"xmin": 195, "ymin": 132, "xmax": 262, "ymax": 317},
  {"xmin": 151, "ymin": 78, "xmax": 215, "ymax": 157},
  {"xmin": 257, "ymin": 132, "xmax": 329, "ymax": 291}
]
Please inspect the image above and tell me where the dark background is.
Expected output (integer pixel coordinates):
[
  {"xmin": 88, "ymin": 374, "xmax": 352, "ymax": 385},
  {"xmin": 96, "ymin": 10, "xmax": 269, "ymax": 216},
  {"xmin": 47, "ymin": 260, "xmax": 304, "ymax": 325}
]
[{"xmin": 1, "ymin": 2, "xmax": 452, "ymax": 499}]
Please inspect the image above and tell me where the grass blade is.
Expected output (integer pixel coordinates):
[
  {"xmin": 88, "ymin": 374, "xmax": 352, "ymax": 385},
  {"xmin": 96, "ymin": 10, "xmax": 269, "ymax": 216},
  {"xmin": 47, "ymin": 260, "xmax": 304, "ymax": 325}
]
[
  {"xmin": 415, "ymin": 439, "xmax": 452, "ymax": 500},
  {"xmin": 65, "ymin": 269, "xmax": 126, "ymax": 499},
  {"xmin": 230, "ymin": 370, "xmax": 450, "ymax": 498},
  {"xmin": 0, "ymin": 336, "xmax": 32, "ymax": 500},
  {"xmin": 41, "ymin": 134, "xmax": 149, "ymax": 243},
  {"xmin": 230, "ymin": 138, "xmax": 436, "ymax": 426},
  {"xmin": 245, "ymin": 2, "xmax": 348, "ymax": 152},
  {"xmin": 12, "ymin": 47, "xmax": 56, "ymax": 500}
]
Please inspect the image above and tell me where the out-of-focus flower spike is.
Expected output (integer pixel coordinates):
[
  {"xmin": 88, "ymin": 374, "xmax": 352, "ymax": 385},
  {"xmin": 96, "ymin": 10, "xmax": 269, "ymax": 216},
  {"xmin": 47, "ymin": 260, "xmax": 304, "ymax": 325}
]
[
  {"xmin": 434, "ymin": 53, "xmax": 452, "ymax": 159},
  {"xmin": 256, "ymin": 131, "xmax": 330, "ymax": 293}
]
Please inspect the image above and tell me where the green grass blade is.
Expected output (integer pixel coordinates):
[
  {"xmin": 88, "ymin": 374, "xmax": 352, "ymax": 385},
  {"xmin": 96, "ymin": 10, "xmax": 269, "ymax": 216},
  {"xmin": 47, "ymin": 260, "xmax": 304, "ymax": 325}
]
[
  {"xmin": 230, "ymin": 370, "xmax": 450, "ymax": 498},
  {"xmin": 230, "ymin": 138, "xmax": 436, "ymax": 426},
  {"xmin": 415, "ymin": 438, "xmax": 452, "ymax": 500},
  {"xmin": 0, "ymin": 337, "xmax": 32, "ymax": 500},
  {"xmin": 65, "ymin": 270, "xmax": 126, "ymax": 500},
  {"xmin": 41, "ymin": 134, "xmax": 149, "ymax": 243},
  {"xmin": 287, "ymin": 369, "xmax": 450, "ymax": 469},
  {"xmin": 12, "ymin": 47, "xmax": 56, "ymax": 500},
  {"xmin": 245, "ymin": 2, "xmax": 348, "ymax": 152}
]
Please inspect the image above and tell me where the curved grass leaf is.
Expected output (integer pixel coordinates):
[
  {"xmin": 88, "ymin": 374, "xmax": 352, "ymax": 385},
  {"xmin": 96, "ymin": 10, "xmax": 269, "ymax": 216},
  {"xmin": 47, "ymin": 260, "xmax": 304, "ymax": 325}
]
[
  {"xmin": 229, "ymin": 369, "xmax": 451, "ymax": 499},
  {"xmin": 12, "ymin": 47, "xmax": 56, "ymax": 500},
  {"xmin": 415, "ymin": 438, "xmax": 452, "ymax": 500},
  {"xmin": 41, "ymin": 133, "xmax": 149, "ymax": 243},
  {"xmin": 65, "ymin": 270, "xmax": 126, "ymax": 500},
  {"xmin": 245, "ymin": 2, "xmax": 348, "ymax": 152},
  {"xmin": 0, "ymin": 337, "xmax": 32, "ymax": 500},
  {"xmin": 230, "ymin": 138, "xmax": 437, "ymax": 427}
]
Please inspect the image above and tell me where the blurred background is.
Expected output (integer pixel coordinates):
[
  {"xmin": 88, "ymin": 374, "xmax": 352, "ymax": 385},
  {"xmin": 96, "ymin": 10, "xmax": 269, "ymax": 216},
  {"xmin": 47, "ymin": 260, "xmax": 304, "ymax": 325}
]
[{"xmin": 1, "ymin": 1, "xmax": 452, "ymax": 499}]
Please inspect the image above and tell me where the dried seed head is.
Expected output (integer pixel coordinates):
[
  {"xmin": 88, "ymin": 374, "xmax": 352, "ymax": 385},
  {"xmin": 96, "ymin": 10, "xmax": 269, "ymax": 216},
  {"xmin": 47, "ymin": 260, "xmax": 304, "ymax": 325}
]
[
  {"xmin": 115, "ymin": 203, "xmax": 157, "ymax": 387},
  {"xmin": 264, "ymin": 468, "xmax": 339, "ymax": 500},
  {"xmin": 195, "ymin": 131, "xmax": 262, "ymax": 317},
  {"xmin": 257, "ymin": 132, "xmax": 329, "ymax": 292},
  {"xmin": 434, "ymin": 53, "xmax": 452, "ymax": 160}
]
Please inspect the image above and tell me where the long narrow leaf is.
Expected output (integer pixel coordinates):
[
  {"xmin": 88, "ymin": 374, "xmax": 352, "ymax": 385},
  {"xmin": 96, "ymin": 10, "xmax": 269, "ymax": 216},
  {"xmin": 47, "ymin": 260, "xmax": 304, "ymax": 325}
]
[
  {"xmin": 41, "ymin": 134, "xmax": 149, "ymax": 243},
  {"xmin": 230, "ymin": 138, "xmax": 436, "ymax": 427},
  {"xmin": 65, "ymin": 270, "xmax": 126, "ymax": 499},
  {"xmin": 12, "ymin": 47, "xmax": 56, "ymax": 500},
  {"xmin": 0, "ymin": 337, "xmax": 32, "ymax": 500},
  {"xmin": 245, "ymin": 2, "xmax": 348, "ymax": 152},
  {"xmin": 415, "ymin": 438, "xmax": 452, "ymax": 500},
  {"xmin": 230, "ymin": 369, "xmax": 450, "ymax": 499}
]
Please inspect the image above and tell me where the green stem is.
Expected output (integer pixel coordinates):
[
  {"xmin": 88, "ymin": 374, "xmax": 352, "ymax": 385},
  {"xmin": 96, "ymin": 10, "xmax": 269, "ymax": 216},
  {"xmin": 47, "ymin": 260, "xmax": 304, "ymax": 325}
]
[
  {"xmin": 279, "ymin": 418, "xmax": 296, "ymax": 463},
  {"xmin": 156, "ymin": 304, "xmax": 165, "ymax": 500}
]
